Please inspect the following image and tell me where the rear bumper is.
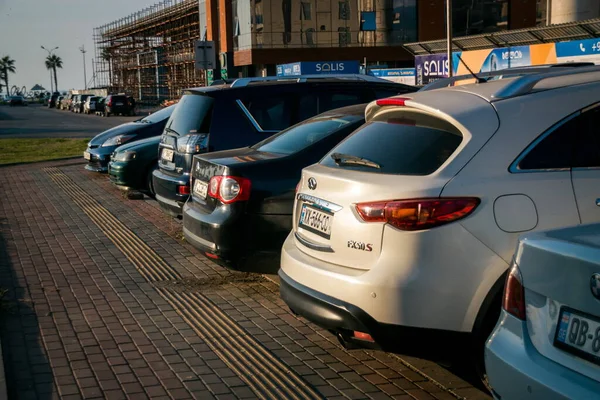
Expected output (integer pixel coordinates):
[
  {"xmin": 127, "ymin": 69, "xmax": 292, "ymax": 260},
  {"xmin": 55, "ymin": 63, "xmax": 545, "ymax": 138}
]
[
  {"xmin": 485, "ymin": 311, "xmax": 600, "ymax": 400},
  {"xmin": 152, "ymin": 169, "xmax": 189, "ymax": 217},
  {"xmin": 182, "ymin": 200, "xmax": 286, "ymax": 273},
  {"xmin": 279, "ymin": 269, "xmax": 467, "ymax": 355}
]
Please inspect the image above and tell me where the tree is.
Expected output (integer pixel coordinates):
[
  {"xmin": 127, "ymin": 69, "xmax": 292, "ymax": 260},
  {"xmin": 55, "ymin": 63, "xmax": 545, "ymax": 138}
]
[
  {"xmin": 101, "ymin": 47, "xmax": 113, "ymax": 89},
  {"xmin": 0, "ymin": 56, "xmax": 16, "ymax": 96},
  {"xmin": 45, "ymin": 55, "xmax": 63, "ymax": 93}
]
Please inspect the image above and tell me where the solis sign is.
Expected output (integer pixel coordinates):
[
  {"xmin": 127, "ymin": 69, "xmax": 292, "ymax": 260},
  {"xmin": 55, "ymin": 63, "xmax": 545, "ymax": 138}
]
[
  {"xmin": 276, "ymin": 61, "xmax": 360, "ymax": 76},
  {"xmin": 415, "ymin": 54, "xmax": 450, "ymax": 85}
]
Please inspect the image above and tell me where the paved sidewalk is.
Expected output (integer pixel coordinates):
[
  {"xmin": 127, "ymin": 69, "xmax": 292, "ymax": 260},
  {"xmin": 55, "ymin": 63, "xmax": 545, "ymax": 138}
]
[{"xmin": 0, "ymin": 160, "xmax": 490, "ymax": 399}]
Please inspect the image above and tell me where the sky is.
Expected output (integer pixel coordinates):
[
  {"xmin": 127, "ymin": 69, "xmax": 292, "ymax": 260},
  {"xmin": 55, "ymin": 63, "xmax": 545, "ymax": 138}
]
[{"xmin": 0, "ymin": 0, "xmax": 158, "ymax": 93}]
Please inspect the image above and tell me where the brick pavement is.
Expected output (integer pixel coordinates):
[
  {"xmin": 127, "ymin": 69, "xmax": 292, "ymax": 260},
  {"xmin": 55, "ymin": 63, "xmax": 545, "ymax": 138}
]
[{"xmin": 0, "ymin": 160, "xmax": 490, "ymax": 400}]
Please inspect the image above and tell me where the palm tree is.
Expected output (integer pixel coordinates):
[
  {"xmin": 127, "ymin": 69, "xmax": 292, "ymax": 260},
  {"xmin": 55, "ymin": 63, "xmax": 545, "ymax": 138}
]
[
  {"xmin": 45, "ymin": 55, "xmax": 63, "ymax": 93},
  {"xmin": 0, "ymin": 56, "xmax": 16, "ymax": 96},
  {"xmin": 101, "ymin": 47, "xmax": 112, "ymax": 88}
]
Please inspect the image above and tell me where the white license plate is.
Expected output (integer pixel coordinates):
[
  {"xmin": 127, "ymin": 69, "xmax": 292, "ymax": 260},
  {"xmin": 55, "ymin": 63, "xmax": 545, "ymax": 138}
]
[
  {"xmin": 555, "ymin": 307, "xmax": 600, "ymax": 365},
  {"xmin": 193, "ymin": 179, "xmax": 208, "ymax": 198},
  {"xmin": 299, "ymin": 204, "xmax": 333, "ymax": 239},
  {"xmin": 115, "ymin": 102, "xmax": 123, "ymax": 106},
  {"xmin": 161, "ymin": 149, "xmax": 174, "ymax": 162},
  {"xmin": 83, "ymin": 151, "xmax": 91, "ymax": 160}
]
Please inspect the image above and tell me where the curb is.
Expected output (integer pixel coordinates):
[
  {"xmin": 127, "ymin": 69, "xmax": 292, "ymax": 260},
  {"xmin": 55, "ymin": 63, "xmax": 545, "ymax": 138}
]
[{"xmin": 0, "ymin": 156, "xmax": 84, "ymax": 169}]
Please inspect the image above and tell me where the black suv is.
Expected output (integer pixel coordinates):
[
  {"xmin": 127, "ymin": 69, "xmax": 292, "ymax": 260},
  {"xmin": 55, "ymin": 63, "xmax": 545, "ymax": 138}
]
[
  {"xmin": 153, "ymin": 75, "xmax": 418, "ymax": 217},
  {"xmin": 104, "ymin": 94, "xmax": 134, "ymax": 116}
]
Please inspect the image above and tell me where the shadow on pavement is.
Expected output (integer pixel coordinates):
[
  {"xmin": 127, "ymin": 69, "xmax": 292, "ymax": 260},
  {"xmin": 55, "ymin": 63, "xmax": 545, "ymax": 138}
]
[{"xmin": 0, "ymin": 218, "xmax": 54, "ymax": 399}]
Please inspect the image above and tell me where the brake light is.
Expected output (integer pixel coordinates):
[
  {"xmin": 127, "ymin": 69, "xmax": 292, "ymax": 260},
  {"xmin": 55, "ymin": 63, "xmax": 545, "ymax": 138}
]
[
  {"xmin": 376, "ymin": 97, "xmax": 410, "ymax": 107},
  {"xmin": 177, "ymin": 185, "xmax": 190, "ymax": 195},
  {"xmin": 295, "ymin": 181, "xmax": 300, "ymax": 193},
  {"xmin": 107, "ymin": 99, "xmax": 112, "ymax": 106},
  {"xmin": 355, "ymin": 197, "xmax": 479, "ymax": 231},
  {"xmin": 207, "ymin": 175, "xmax": 251, "ymax": 204},
  {"xmin": 503, "ymin": 263, "xmax": 526, "ymax": 320}
]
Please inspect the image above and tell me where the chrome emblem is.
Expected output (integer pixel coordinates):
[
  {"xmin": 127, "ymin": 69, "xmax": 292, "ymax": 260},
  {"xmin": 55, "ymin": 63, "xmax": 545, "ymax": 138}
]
[
  {"xmin": 591, "ymin": 273, "xmax": 600, "ymax": 300},
  {"xmin": 307, "ymin": 177, "xmax": 317, "ymax": 190}
]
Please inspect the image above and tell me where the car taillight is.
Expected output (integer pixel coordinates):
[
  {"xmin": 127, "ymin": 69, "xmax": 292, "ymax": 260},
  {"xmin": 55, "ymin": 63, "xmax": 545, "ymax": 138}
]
[
  {"xmin": 503, "ymin": 262, "xmax": 526, "ymax": 320},
  {"xmin": 376, "ymin": 97, "xmax": 410, "ymax": 107},
  {"xmin": 207, "ymin": 176, "xmax": 251, "ymax": 204},
  {"xmin": 107, "ymin": 100, "xmax": 112, "ymax": 106},
  {"xmin": 355, "ymin": 197, "xmax": 479, "ymax": 231},
  {"xmin": 177, "ymin": 185, "xmax": 190, "ymax": 195}
]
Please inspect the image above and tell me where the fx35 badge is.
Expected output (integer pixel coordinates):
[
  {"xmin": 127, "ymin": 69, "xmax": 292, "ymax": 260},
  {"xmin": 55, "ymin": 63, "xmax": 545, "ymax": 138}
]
[{"xmin": 348, "ymin": 240, "xmax": 373, "ymax": 252}]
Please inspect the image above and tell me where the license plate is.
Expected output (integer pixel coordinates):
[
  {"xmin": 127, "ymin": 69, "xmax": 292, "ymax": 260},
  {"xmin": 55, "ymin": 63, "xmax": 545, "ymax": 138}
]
[
  {"xmin": 161, "ymin": 149, "xmax": 174, "ymax": 162},
  {"xmin": 554, "ymin": 307, "xmax": 600, "ymax": 366},
  {"xmin": 83, "ymin": 151, "xmax": 91, "ymax": 160},
  {"xmin": 193, "ymin": 179, "xmax": 208, "ymax": 198},
  {"xmin": 115, "ymin": 102, "xmax": 123, "ymax": 106},
  {"xmin": 299, "ymin": 204, "xmax": 333, "ymax": 239}
]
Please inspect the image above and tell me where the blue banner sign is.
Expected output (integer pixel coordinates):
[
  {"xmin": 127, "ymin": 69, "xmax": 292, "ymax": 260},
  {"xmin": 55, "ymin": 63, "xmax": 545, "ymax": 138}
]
[{"xmin": 277, "ymin": 61, "xmax": 360, "ymax": 76}]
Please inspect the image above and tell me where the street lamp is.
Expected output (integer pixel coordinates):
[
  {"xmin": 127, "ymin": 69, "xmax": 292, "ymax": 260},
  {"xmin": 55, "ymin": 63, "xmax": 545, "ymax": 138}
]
[
  {"xmin": 79, "ymin": 45, "xmax": 87, "ymax": 90},
  {"xmin": 446, "ymin": 0, "xmax": 453, "ymax": 78},
  {"xmin": 41, "ymin": 46, "xmax": 59, "ymax": 93}
]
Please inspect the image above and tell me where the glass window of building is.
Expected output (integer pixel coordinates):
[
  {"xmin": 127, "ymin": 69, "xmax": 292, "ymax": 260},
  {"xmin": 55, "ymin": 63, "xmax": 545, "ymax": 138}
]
[{"xmin": 452, "ymin": 0, "xmax": 509, "ymax": 37}]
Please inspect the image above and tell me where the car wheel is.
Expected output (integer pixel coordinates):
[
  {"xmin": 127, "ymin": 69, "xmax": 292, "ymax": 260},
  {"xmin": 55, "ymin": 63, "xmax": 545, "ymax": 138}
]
[{"xmin": 146, "ymin": 166, "xmax": 157, "ymax": 198}]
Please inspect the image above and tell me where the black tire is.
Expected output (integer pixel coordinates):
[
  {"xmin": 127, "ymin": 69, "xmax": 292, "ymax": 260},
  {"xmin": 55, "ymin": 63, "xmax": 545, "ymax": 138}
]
[
  {"xmin": 105, "ymin": 111, "xmax": 110, "ymax": 117},
  {"xmin": 146, "ymin": 166, "xmax": 157, "ymax": 198}
]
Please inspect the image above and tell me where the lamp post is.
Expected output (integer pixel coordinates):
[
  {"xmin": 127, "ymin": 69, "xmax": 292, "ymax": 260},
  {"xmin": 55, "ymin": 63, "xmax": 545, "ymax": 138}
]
[
  {"xmin": 41, "ymin": 45, "xmax": 59, "ymax": 93},
  {"xmin": 79, "ymin": 45, "xmax": 87, "ymax": 90},
  {"xmin": 446, "ymin": 0, "xmax": 453, "ymax": 78}
]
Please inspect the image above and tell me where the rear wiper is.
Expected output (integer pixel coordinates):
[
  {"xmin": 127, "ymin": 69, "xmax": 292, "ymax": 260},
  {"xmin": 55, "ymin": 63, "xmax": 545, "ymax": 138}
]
[
  {"xmin": 330, "ymin": 152, "xmax": 381, "ymax": 169},
  {"xmin": 164, "ymin": 126, "xmax": 179, "ymax": 136}
]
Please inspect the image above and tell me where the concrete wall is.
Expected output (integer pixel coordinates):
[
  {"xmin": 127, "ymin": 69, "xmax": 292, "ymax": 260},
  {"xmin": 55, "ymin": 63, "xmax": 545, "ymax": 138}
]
[{"xmin": 549, "ymin": 0, "xmax": 600, "ymax": 24}]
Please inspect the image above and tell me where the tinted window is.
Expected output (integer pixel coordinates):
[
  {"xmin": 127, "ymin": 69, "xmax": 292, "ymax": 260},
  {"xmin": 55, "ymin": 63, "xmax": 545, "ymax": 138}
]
[
  {"xmin": 253, "ymin": 113, "xmax": 364, "ymax": 155},
  {"xmin": 518, "ymin": 115, "xmax": 576, "ymax": 170},
  {"xmin": 321, "ymin": 114, "xmax": 462, "ymax": 175},
  {"xmin": 297, "ymin": 93, "xmax": 319, "ymax": 122},
  {"xmin": 141, "ymin": 104, "xmax": 175, "ymax": 124},
  {"xmin": 571, "ymin": 106, "xmax": 600, "ymax": 168},
  {"xmin": 166, "ymin": 94, "xmax": 214, "ymax": 136},
  {"xmin": 243, "ymin": 95, "xmax": 292, "ymax": 131},
  {"xmin": 329, "ymin": 93, "xmax": 363, "ymax": 109}
]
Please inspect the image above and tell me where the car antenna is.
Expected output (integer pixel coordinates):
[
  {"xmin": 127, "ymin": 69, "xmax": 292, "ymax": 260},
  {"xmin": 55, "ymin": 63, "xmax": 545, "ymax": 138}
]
[{"xmin": 456, "ymin": 54, "xmax": 486, "ymax": 84}]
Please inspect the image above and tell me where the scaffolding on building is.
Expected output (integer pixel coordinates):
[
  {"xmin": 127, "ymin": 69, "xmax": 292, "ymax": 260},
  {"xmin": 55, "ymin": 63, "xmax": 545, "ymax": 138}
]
[{"xmin": 93, "ymin": 0, "xmax": 203, "ymax": 105}]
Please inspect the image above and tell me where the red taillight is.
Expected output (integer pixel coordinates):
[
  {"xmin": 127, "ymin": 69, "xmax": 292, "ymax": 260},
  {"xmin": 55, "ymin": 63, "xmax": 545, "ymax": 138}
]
[
  {"xmin": 295, "ymin": 181, "xmax": 300, "ymax": 193},
  {"xmin": 353, "ymin": 331, "xmax": 374, "ymax": 342},
  {"xmin": 503, "ymin": 263, "xmax": 526, "ymax": 320},
  {"xmin": 177, "ymin": 185, "xmax": 190, "ymax": 195},
  {"xmin": 355, "ymin": 197, "xmax": 479, "ymax": 231},
  {"xmin": 376, "ymin": 97, "xmax": 410, "ymax": 107},
  {"xmin": 107, "ymin": 100, "xmax": 112, "ymax": 106},
  {"xmin": 207, "ymin": 175, "xmax": 251, "ymax": 204},
  {"xmin": 205, "ymin": 252, "xmax": 219, "ymax": 259}
]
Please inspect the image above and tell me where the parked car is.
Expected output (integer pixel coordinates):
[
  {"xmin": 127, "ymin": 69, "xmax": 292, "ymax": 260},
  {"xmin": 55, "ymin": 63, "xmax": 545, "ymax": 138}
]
[
  {"xmin": 184, "ymin": 104, "xmax": 367, "ymax": 272},
  {"xmin": 55, "ymin": 95, "xmax": 64, "ymax": 108},
  {"xmin": 84, "ymin": 96, "xmax": 100, "ymax": 114},
  {"xmin": 104, "ymin": 94, "xmax": 134, "ymax": 117},
  {"xmin": 485, "ymin": 223, "xmax": 600, "ymax": 398},
  {"xmin": 95, "ymin": 97, "xmax": 106, "ymax": 115},
  {"xmin": 108, "ymin": 136, "xmax": 161, "ymax": 196},
  {"xmin": 278, "ymin": 66, "xmax": 600, "ymax": 378},
  {"xmin": 73, "ymin": 94, "xmax": 93, "ymax": 113},
  {"xmin": 47, "ymin": 93, "xmax": 60, "ymax": 108},
  {"xmin": 9, "ymin": 95, "xmax": 27, "ymax": 106},
  {"xmin": 62, "ymin": 94, "xmax": 76, "ymax": 111},
  {"xmin": 84, "ymin": 105, "xmax": 176, "ymax": 172},
  {"xmin": 153, "ymin": 75, "xmax": 418, "ymax": 218}
]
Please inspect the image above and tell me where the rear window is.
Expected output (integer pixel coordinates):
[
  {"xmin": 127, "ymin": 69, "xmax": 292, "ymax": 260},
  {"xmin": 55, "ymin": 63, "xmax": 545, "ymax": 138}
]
[
  {"xmin": 321, "ymin": 112, "xmax": 462, "ymax": 175},
  {"xmin": 253, "ymin": 113, "xmax": 364, "ymax": 155},
  {"xmin": 141, "ymin": 104, "xmax": 175, "ymax": 124},
  {"xmin": 165, "ymin": 94, "xmax": 214, "ymax": 136}
]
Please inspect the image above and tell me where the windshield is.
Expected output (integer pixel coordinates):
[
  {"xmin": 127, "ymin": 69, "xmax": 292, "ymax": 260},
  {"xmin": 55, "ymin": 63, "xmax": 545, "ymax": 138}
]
[
  {"xmin": 253, "ymin": 113, "xmax": 364, "ymax": 155},
  {"xmin": 321, "ymin": 112, "xmax": 463, "ymax": 175},
  {"xmin": 165, "ymin": 94, "xmax": 214, "ymax": 136},
  {"xmin": 141, "ymin": 104, "xmax": 176, "ymax": 124}
]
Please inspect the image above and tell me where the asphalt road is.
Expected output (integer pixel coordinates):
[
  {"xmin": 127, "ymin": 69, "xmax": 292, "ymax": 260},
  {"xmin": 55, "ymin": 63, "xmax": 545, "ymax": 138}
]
[{"xmin": 0, "ymin": 104, "xmax": 139, "ymax": 138}]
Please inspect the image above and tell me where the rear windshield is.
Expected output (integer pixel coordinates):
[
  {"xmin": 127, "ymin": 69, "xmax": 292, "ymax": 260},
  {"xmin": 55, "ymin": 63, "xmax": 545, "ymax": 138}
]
[
  {"xmin": 165, "ymin": 94, "xmax": 213, "ymax": 136},
  {"xmin": 141, "ymin": 104, "xmax": 175, "ymax": 124},
  {"xmin": 253, "ymin": 113, "xmax": 364, "ymax": 155},
  {"xmin": 320, "ymin": 112, "xmax": 462, "ymax": 175},
  {"xmin": 110, "ymin": 95, "xmax": 126, "ymax": 102}
]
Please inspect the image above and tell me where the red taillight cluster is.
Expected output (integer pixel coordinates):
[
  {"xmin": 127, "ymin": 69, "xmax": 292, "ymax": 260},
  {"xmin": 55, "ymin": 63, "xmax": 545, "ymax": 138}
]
[
  {"xmin": 375, "ymin": 97, "xmax": 410, "ymax": 107},
  {"xmin": 208, "ymin": 175, "xmax": 251, "ymax": 204},
  {"xmin": 355, "ymin": 197, "xmax": 479, "ymax": 231},
  {"xmin": 503, "ymin": 263, "xmax": 526, "ymax": 320},
  {"xmin": 177, "ymin": 185, "xmax": 190, "ymax": 195}
]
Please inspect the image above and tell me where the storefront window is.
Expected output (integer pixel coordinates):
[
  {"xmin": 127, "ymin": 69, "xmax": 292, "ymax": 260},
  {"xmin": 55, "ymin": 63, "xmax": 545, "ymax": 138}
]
[{"xmin": 452, "ymin": 0, "xmax": 509, "ymax": 37}]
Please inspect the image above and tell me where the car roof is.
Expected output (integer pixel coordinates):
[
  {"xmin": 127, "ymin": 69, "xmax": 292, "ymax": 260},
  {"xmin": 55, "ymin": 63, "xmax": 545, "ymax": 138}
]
[{"xmin": 432, "ymin": 65, "xmax": 600, "ymax": 102}]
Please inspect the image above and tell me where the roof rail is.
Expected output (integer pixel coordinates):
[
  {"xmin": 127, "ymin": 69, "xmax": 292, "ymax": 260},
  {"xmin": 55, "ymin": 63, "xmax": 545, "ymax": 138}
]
[
  {"xmin": 420, "ymin": 63, "xmax": 596, "ymax": 91},
  {"xmin": 491, "ymin": 64, "xmax": 600, "ymax": 99},
  {"xmin": 230, "ymin": 74, "xmax": 387, "ymax": 88}
]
